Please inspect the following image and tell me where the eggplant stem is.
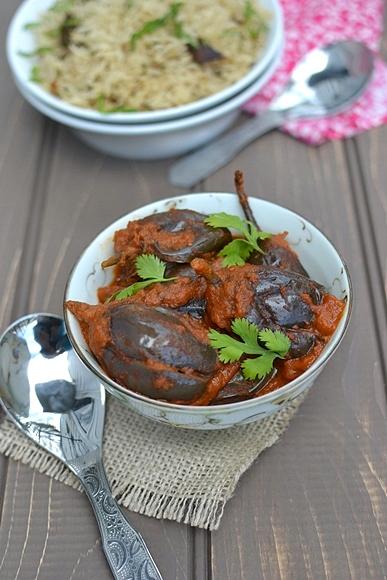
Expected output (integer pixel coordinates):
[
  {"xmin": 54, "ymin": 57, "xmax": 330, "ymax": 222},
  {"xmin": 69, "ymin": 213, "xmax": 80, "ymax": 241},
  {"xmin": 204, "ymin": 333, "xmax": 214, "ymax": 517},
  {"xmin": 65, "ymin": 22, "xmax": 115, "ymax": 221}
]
[
  {"xmin": 234, "ymin": 170, "xmax": 260, "ymax": 230},
  {"xmin": 101, "ymin": 255, "xmax": 119, "ymax": 268}
]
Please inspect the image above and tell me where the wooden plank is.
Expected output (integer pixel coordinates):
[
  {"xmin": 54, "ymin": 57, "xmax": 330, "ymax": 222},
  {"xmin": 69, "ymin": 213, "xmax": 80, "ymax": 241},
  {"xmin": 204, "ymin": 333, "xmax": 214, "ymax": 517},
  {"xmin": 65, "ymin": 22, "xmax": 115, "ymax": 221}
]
[
  {"xmin": 205, "ymin": 132, "xmax": 387, "ymax": 580},
  {"xmin": 345, "ymin": 138, "xmax": 386, "ymax": 372},
  {"xmin": 27, "ymin": 127, "xmax": 183, "ymax": 314},
  {"xmin": 0, "ymin": 126, "xmax": 192, "ymax": 579},
  {"xmin": 0, "ymin": 1, "xmax": 47, "ymax": 326},
  {"xmin": 0, "ymin": 461, "xmax": 190, "ymax": 580},
  {"xmin": 0, "ymin": 0, "xmax": 47, "ymax": 526},
  {"xmin": 352, "ymin": 132, "xmax": 387, "ymax": 284}
]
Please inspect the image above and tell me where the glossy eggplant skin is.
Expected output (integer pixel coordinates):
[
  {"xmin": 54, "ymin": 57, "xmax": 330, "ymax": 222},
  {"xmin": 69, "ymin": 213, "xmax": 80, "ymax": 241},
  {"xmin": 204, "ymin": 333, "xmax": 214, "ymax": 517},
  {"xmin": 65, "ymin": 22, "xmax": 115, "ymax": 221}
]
[
  {"xmin": 142, "ymin": 209, "xmax": 231, "ymax": 264},
  {"xmin": 250, "ymin": 268, "xmax": 322, "ymax": 327},
  {"xmin": 192, "ymin": 260, "xmax": 324, "ymax": 359},
  {"xmin": 213, "ymin": 371, "xmax": 274, "ymax": 404},
  {"xmin": 250, "ymin": 245, "xmax": 309, "ymax": 277},
  {"xmin": 247, "ymin": 268, "xmax": 323, "ymax": 357},
  {"xmin": 102, "ymin": 303, "xmax": 218, "ymax": 402}
]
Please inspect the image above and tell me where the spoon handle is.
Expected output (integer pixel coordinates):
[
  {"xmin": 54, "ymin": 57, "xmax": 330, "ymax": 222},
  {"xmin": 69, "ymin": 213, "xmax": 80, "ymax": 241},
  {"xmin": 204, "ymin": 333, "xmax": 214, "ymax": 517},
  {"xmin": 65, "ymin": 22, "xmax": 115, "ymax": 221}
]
[
  {"xmin": 78, "ymin": 461, "xmax": 163, "ymax": 580},
  {"xmin": 169, "ymin": 109, "xmax": 286, "ymax": 188}
]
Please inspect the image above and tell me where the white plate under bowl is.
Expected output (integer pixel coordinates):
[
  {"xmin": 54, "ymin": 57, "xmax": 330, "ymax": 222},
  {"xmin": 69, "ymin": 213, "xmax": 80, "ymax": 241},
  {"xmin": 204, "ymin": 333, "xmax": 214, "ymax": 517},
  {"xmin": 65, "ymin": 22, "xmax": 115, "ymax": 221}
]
[
  {"xmin": 64, "ymin": 193, "xmax": 352, "ymax": 430},
  {"xmin": 7, "ymin": 0, "xmax": 282, "ymax": 124},
  {"xmin": 15, "ymin": 40, "xmax": 282, "ymax": 159}
]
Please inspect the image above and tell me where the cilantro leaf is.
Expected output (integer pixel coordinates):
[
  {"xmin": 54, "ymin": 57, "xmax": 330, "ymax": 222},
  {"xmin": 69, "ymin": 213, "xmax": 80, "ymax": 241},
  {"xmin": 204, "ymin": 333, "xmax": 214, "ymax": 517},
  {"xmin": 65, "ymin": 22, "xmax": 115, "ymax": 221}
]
[
  {"xmin": 19, "ymin": 47, "xmax": 52, "ymax": 57},
  {"xmin": 218, "ymin": 239, "xmax": 253, "ymax": 267},
  {"xmin": 50, "ymin": 0, "xmax": 74, "ymax": 13},
  {"xmin": 24, "ymin": 22, "xmax": 40, "ymax": 30},
  {"xmin": 107, "ymin": 253, "xmax": 177, "ymax": 302},
  {"xmin": 242, "ymin": 352, "xmax": 277, "ymax": 380},
  {"xmin": 245, "ymin": 225, "xmax": 271, "ymax": 252},
  {"xmin": 30, "ymin": 65, "xmax": 41, "ymax": 83},
  {"xmin": 208, "ymin": 330, "xmax": 246, "ymax": 363},
  {"xmin": 243, "ymin": 0, "xmax": 267, "ymax": 40},
  {"xmin": 231, "ymin": 318, "xmax": 260, "ymax": 351},
  {"xmin": 96, "ymin": 95, "xmax": 137, "ymax": 113},
  {"xmin": 109, "ymin": 280, "xmax": 156, "ymax": 301},
  {"xmin": 258, "ymin": 329, "xmax": 291, "ymax": 356},
  {"xmin": 208, "ymin": 318, "xmax": 291, "ymax": 381},
  {"xmin": 129, "ymin": 2, "xmax": 188, "ymax": 49},
  {"xmin": 204, "ymin": 212, "xmax": 249, "ymax": 236},
  {"xmin": 205, "ymin": 212, "xmax": 271, "ymax": 267},
  {"xmin": 135, "ymin": 254, "xmax": 166, "ymax": 280}
]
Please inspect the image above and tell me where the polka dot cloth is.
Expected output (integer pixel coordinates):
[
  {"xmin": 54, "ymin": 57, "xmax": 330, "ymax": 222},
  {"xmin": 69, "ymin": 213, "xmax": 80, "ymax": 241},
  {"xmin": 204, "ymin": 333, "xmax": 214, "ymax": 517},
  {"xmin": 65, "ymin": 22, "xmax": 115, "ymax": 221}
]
[{"xmin": 243, "ymin": 0, "xmax": 387, "ymax": 144}]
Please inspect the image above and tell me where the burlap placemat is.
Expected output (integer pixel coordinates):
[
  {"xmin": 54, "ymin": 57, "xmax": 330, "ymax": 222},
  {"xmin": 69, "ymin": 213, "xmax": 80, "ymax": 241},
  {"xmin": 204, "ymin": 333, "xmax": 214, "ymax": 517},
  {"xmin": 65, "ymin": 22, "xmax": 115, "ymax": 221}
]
[{"xmin": 0, "ymin": 393, "xmax": 306, "ymax": 530}]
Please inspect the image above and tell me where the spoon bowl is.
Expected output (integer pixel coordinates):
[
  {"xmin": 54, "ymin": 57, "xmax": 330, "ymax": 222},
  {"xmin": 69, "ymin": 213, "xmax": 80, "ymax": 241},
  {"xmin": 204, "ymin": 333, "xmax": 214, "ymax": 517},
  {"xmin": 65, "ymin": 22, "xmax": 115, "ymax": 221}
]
[
  {"xmin": 169, "ymin": 40, "xmax": 375, "ymax": 187},
  {"xmin": 0, "ymin": 313, "xmax": 105, "ymax": 463},
  {"xmin": 271, "ymin": 40, "xmax": 374, "ymax": 118},
  {"xmin": 0, "ymin": 313, "xmax": 163, "ymax": 580}
]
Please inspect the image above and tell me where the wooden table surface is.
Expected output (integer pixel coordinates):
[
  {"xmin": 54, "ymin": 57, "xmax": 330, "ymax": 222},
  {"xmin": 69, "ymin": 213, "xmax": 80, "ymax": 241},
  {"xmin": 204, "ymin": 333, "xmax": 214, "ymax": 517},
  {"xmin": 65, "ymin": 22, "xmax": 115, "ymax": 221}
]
[{"xmin": 0, "ymin": 2, "xmax": 386, "ymax": 579}]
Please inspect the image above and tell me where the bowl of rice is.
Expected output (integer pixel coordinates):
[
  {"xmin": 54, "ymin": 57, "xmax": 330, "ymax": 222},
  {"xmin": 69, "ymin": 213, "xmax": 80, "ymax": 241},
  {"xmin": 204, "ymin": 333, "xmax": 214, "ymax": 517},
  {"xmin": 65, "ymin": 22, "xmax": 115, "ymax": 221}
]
[
  {"xmin": 7, "ymin": 0, "xmax": 282, "ymax": 124},
  {"xmin": 13, "ymin": 40, "xmax": 282, "ymax": 159}
]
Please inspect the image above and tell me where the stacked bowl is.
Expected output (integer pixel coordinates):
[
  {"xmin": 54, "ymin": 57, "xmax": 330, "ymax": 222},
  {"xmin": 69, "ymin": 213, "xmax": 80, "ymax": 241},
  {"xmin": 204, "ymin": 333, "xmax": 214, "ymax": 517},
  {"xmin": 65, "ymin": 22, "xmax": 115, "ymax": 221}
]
[{"xmin": 7, "ymin": 0, "xmax": 283, "ymax": 159}]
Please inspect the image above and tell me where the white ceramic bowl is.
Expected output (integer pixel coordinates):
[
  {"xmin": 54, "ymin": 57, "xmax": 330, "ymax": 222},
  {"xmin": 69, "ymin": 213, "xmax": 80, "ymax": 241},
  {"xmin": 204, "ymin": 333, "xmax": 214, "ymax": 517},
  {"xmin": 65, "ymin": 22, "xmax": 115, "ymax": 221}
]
[
  {"xmin": 64, "ymin": 193, "xmax": 352, "ymax": 430},
  {"xmin": 15, "ymin": 41, "xmax": 282, "ymax": 159},
  {"xmin": 7, "ymin": 0, "xmax": 282, "ymax": 124}
]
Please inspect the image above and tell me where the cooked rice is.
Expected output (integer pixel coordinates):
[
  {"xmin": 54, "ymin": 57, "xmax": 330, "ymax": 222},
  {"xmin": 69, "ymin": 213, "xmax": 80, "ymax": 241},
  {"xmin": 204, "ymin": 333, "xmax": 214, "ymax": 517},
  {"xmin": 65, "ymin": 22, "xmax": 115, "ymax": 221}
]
[{"xmin": 30, "ymin": 0, "xmax": 268, "ymax": 112}]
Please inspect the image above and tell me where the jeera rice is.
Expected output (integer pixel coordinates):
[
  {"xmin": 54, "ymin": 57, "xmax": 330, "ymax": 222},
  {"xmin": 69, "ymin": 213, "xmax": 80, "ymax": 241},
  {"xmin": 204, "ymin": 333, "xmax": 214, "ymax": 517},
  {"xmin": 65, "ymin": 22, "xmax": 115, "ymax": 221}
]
[{"xmin": 25, "ymin": 0, "xmax": 268, "ymax": 112}]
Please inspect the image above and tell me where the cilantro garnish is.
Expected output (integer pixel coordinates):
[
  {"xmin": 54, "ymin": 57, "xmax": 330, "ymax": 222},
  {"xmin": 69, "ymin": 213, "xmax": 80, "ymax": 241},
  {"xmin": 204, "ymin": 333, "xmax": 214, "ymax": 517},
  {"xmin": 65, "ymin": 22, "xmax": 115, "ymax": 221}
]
[
  {"xmin": 243, "ymin": 0, "xmax": 267, "ymax": 39},
  {"xmin": 19, "ymin": 47, "xmax": 52, "ymax": 57},
  {"xmin": 204, "ymin": 212, "xmax": 271, "ymax": 267},
  {"xmin": 30, "ymin": 65, "xmax": 41, "ymax": 83},
  {"xmin": 129, "ymin": 2, "xmax": 197, "ymax": 49},
  {"xmin": 24, "ymin": 22, "xmax": 40, "ymax": 30},
  {"xmin": 108, "ymin": 254, "xmax": 177, "ymax": 302},
  {"xmin": 96, "ymin": 95, "xmax": 137, "ymax": 113},
  {"xmin": 208, "ymin": 318, "xmax": 290, "ymax": 380},
  {"xmin": 50, "ymin": 0, "xmax": 74, "ymax": 13}
]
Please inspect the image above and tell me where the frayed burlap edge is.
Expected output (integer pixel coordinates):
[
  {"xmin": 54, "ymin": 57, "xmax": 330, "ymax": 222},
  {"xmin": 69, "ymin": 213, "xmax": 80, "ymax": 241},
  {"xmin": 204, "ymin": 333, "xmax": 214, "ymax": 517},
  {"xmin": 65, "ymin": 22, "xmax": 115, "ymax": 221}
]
[{"xmin": 0, "ymin": 392, "xmax": 307, "ymax": 530}]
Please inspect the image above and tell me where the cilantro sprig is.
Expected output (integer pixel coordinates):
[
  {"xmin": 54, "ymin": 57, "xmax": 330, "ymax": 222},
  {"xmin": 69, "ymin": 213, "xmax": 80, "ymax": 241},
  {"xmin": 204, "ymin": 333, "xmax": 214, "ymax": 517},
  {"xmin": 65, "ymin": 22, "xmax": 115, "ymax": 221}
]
[
  {"xmin": 129, "ymin": 2, "xmax": 197, "ymax": 49},
  {"xmin": 30, "ymin": 65, "xmax": 41, "ymax": 83},
  {"xmin": 19, "ymin": 47, "xmax": 52, "ymax": 57},
  {"xmin": 243, "ymin": 0, "xmax": 267, "ymax": 39},
  {"xmin": 204, "ymin": 212, "xmax": 271, "ymax": 267},
  {"xmin": 108, "ymin": 254, "xmax": 177, "ymax": 302},
  {"xmin": 208, "ymin": 318, "xmax": 290, "ymax": 380},
  {"xmin": 96, "ymin": 95, "xmax": 137, "ymax": 114},
  {"xmin": 49, "ymin": 0, "xmax": 74, "ymax": 13}
]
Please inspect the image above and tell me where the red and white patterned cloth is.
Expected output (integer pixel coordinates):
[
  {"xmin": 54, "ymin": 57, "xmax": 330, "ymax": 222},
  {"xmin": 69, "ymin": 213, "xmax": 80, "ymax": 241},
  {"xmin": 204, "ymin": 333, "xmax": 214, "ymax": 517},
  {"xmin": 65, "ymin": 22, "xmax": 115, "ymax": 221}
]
[{"xmin": 243, "ymin": 0, "xmax": 387, "ymax": 144}]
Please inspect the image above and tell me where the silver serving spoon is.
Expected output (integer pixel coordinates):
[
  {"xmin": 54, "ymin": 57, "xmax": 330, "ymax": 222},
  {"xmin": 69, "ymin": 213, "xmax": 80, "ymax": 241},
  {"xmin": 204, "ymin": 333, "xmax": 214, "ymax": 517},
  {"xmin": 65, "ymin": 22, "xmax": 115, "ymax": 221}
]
[
  {"xmin": 0, "ymin": 313, "xmax": 163, "ymax": 580},
  {"xmin": 169, "ymin": 40, "xmax": 374, "ymax": 188}
]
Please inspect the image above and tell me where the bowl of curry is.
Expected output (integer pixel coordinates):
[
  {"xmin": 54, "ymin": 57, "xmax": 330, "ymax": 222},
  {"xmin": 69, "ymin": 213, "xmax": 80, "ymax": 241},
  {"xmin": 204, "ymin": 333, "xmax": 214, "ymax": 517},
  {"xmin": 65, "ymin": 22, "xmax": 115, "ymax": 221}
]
[{"xmin": 64, "ymin": 173, "xmax": 352, "ymax": 430}]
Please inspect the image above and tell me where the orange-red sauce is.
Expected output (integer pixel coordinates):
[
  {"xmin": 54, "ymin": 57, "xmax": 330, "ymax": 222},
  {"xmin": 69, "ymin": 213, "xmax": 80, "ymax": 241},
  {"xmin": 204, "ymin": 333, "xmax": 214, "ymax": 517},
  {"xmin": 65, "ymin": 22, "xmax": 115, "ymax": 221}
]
[{"xmin": 89, "ymin": 224, "xmax": 347, "ymax": 405}]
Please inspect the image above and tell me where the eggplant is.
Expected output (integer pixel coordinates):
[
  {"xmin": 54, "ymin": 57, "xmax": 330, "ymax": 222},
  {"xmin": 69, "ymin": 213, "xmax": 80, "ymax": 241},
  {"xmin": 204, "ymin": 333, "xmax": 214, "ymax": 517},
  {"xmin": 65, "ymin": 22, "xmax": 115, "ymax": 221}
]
[
  {"xmin": 249, "ymin": 268, "xmax": 323, "ymax": 357},
  {"xmin": 114, "ymin": 209, "xmax": 231, "ymax": 265},
  {"xmin": 191, "ymin": 260, "xmax": 324, "ymax": 358},
  {"xmin": 249, "ymin": 236, "xmax": 310, "ymax": 277},
  {"xmin": 147, "ymin": 210, "xmax": 231, "ymax": 262},
  {"xmin": 249, "ymin": 268, "xmax": 322, "ymax": 327},
  {"xmin": 67, "ymin": 301, "xmax": 217, "ymax": 402},
  {"xmin": 213, "ymin": 371, "xmax": 274, "ymax": 404}
]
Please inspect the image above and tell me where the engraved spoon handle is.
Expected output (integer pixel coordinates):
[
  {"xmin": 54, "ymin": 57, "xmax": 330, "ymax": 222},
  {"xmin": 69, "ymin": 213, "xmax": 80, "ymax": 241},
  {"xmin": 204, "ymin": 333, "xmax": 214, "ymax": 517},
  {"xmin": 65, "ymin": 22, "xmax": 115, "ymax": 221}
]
[{"xmin": 78, "ymin": 461, "xmax": 163, "ymax": 580}]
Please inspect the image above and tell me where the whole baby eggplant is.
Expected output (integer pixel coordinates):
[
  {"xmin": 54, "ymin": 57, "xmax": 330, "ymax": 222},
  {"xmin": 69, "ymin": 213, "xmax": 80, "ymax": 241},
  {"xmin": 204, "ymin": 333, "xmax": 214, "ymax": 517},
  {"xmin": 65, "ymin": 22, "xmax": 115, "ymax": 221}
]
[
  {"xmin": 67, "ymin": 301, "xmax": 218, "ymax": 402},
  {"xmin": 115, "ymin": 209, "xmax": 231, "ymax": 265},
  {"xmin": 249, "ymin": 235, "xmax": 310, "ymax": 277},
  {"xmin": 247, "ymin": 268, "xmax": 323, "ymax": 357},
  {"xmin": 191, "ymin": 260, "xmax": 324, "ymax": 358}
]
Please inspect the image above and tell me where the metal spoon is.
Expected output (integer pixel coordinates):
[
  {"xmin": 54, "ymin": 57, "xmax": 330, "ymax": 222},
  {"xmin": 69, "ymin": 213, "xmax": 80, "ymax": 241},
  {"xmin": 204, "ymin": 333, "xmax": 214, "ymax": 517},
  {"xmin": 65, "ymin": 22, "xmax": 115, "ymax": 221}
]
[
  {"xmin": 0, "ymin": 313, "xmax": 163, "ymax": 580},
  {"xmin": 169, "ymin": 40, "xmax": 374, "ymax": 188}
]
